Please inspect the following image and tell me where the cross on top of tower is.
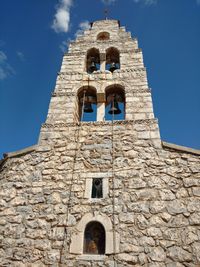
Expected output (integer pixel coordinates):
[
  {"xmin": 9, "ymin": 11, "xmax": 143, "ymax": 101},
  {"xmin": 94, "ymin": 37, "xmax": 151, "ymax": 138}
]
[
  {"xmin": 103, "ymin": 0, "xmax": 110, "ymax": 19},
  {"xmin": 104, "ymin": 8, "xmax": 109, "ymax": 20}
]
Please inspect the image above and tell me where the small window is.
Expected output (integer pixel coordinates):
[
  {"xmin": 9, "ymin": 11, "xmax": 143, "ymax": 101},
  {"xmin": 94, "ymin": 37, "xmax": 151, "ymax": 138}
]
[
  {"xmin": 97, "ymin": 32, "xmax": 110, "ymax": 41},
  {"xmin": 91, "ymin": 178, "xmax": 103, "ymax": 198},
  {"xmin": 84, "ymin": 222, "xmax": 105, "ymax": 255}
]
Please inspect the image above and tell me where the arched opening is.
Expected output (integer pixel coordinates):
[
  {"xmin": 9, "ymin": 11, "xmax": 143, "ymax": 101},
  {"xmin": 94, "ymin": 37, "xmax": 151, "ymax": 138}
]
[
  {"xmin": 84, "ymin": 221, "xmax": 105, "ymax": 255},
  {"xmin": 97, "ymin": 32, "xmax": 110, "ymax": 41},
  {"xmin": 86, "ymin": 48, "xmax": 100, "ymax": 73},
  {"xmin": 105, "ymin": 85, "xmax": 125, "ymax": 121},
  {"xmin": 78, "ymin": 86, "xmax": 97, "ymax": 121},
  {"xmin": 106, "ymin": 47, "xmax": 120, "ymax": 72}
]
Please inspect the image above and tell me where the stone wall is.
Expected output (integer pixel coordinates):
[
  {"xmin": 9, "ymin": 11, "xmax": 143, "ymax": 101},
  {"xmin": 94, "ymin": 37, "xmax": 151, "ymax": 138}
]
[{"xmin": 0, "ymin": 120, "xmax": 200, "ymax": 266}]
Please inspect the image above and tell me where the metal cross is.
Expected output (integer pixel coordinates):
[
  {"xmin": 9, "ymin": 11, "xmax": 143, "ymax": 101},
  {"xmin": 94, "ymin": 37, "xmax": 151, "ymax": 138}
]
[{"xmin": 104, "ymin": 8, "xmax": 109, "ymax": 20}]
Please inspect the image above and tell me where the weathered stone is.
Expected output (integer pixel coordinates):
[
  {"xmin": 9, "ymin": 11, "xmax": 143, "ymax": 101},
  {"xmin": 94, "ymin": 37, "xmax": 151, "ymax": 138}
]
[
  {"xmin": 148, "ymin": 246, "xmax": 166, "ymax": 262},
  {"xmin": 118, "ymin": 253, "xmax": 138, "ymax": 264},
  {"xmin": 192, "ymin": 187, "xmax": 200, "ymax": 197},
  {"xmin": 167, "ymin": 200, "xmax": 187, "ymax": 215},
  {"xmin": 139, "ymin": 236, "xmax": 155, "ymax": 247},
  {"xmin": 121, "ymin": 243, "xmax": 143, "ymax": 253},
  {"xmin": 159, "ymin": 189, "xmax": 176, "ymax": 200},
  {"xmin": 147, "ymin": 227, "xmax": 162, "ymax": 238},
  {"xmin": 168, "ymin": 246, "xmax": 192, "ymax": 262}
]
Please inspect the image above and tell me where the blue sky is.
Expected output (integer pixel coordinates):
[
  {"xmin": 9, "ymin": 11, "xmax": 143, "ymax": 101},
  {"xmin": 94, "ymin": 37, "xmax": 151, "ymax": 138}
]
[{"xmin": 0, "ymin": 0, "xmax": 200, "ymax": 158}]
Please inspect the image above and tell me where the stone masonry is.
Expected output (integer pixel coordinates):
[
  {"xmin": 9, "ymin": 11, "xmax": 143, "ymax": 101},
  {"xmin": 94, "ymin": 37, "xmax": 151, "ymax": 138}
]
[{"xmin": 0, "ymin": 20, "xmax": 200, "ymax": 267}]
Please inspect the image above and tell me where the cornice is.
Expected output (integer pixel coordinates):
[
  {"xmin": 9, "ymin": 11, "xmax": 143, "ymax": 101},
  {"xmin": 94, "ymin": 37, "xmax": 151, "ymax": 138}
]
[
  {"xmin": 65, "ymin": 48, "xmax": 141, "ymax": 57},
  {"xmin": 162, "ymin": 141, "xmax": 200, "ymax": 156},
  {"xmin": 56, "ymin": 68, "xmax": 147, "ymax": 82},
  {"xmin": 51, "ymin": 92, "xmax": 76, "ymax": 97},
  {"xmin": 52, "ymin": 88, "xmax": 150, "ymax": 97},
  {"xmin": 58, "ymin": 67, "xmax": 146, "ymax": 76},
  {"xmin": 41, "ymin": 119, "xmax": 158, "ymax": 129}
]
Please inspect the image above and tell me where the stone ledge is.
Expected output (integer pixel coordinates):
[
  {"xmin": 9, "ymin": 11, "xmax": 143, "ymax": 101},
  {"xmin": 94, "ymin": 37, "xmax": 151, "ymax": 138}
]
[
  {"xmin": 58, "ymin": 67, "xmax": 146, "ymax": 76},
  {"xmin": 162, "ymin": 141, "xmax": 200, "ymax": 156},
  {"xmin": 52, "ymin": 89, "xmax": 150, "ymax": 97},
  {"xmin": 41, "ymin": 119, "xmax": 158, "ymax": 128},
  {"xmin": 3, "ymin": 145, "xmax": 38, "ymax": 159},
  {"xmin": 77, "ymin": 255, "xmax": 108, "ymax": 261}
]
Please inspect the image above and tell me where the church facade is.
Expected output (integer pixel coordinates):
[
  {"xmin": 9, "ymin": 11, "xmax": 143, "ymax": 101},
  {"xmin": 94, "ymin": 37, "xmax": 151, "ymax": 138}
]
[{"xmin": 0, "ymin": 19, "xmax": 200, "ymax": 267}]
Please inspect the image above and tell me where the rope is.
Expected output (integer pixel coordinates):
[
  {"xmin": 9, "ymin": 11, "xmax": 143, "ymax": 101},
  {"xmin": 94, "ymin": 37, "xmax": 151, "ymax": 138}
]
[
  {"xmin": 59, "ymin": 91, "xmax": 86, "ymax": 265},
  {"xmin": 111, "ymin": 96, "xmax": 117, "ymax": 267}
]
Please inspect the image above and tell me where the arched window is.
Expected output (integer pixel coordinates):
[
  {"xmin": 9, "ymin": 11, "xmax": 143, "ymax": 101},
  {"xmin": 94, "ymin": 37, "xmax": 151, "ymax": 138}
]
[
  {"xmin": 84, "ymin": 221, "xmax": 105, "ymax": 255},
  {"xmin": 86, "ymin": 48, "xmax": 100, "ymax": 73},
  {"xmin": 78, "ymin": 86, "xmax": 97, "ymax": 121},
  {"xmin": 105, "ymin": 85, "xmax": 125, "ymax": 121},
  {"xmin": 97, "ymin": 32, "xmax": 110, "ymax": 41},
  {"xmin": 106, "ymin": 47, "xmax": 120, "ymax": 72}
]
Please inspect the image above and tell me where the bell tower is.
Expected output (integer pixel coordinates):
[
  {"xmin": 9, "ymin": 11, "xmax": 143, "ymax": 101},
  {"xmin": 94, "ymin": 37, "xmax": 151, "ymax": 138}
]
[
  {"xmin": 38, "ymin": 19, "xmax": 161, "ymax": 265},
  {"xmin": 39, "ymin": 19, "xmax": 160, "ymax": 144}
]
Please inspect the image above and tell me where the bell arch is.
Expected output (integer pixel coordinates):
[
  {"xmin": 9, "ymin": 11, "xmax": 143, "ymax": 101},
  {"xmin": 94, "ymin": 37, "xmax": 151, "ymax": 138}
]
[
  {"xmin": 106, "ymin": 47, "xmax": 120, "ymax": 72},
  {"xmin": 86, "ymin": 48, "xmax": 100, "ymax": 73},
  {"xmin": 105, "ymin": 84, "xmax": 125, "ymax": 120},
  {"xmin": 78, "ymin": 86, "xmax": 97, "ymax": 121},
  {"xmin": 97, "ymin": 32, "xmax": 110, "ymax": 41},
  {"xmin": 83, "ymin": 221, "xmax": 105, "ymax": 255}
]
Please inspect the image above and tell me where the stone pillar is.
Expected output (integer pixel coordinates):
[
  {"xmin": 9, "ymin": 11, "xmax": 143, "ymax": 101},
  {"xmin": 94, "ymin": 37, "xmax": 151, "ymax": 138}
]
[
  {"xmin": 100, "ymin": 53, "xmax": 106, "ymax": 71},
  {"xmin": 97, "ymin": 103, "xmax": 105, "ymax": 121},
  {"xmin": 97, "ymin": 93, "xmax": 106, "ymax": 121}
]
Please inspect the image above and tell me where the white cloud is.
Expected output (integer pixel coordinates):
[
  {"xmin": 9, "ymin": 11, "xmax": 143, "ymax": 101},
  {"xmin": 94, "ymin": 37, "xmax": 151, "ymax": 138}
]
[
  {"xmin": 0, "ymin": 51, "xmax": 15, "ymax": 80},
  {"xmin": 52, "ymin": 0, "xmax": 73, "ymax": 33},
  {"xmin": 60, "ymin": 39, "xmax": 71, "ymax": 53},
  {"xmin": 75, "ymin": 20, "xmax": 90, "ymax": 37},
  {"xmin": 0, "ymin": 51, "xmax": 7, "ymax": 63},
  {"xmin": 60, "ymin": 20, "xmax": 90, "ymax": 52},
  {"xmin": 133, "ymin": 0, "xmax": 157, "ymax": 5},
  {"xmin": 17, "ymin": 51, "xmax": 25, "ymax": 61}
]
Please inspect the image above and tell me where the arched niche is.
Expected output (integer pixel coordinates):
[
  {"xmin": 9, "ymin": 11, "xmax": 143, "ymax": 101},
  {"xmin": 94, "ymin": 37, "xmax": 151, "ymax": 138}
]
[
  {"xmin": 78, "ymin": 86, "xmax": 97, "ymax": 121},
  {"xmin": 97, "ymin": 32, "xmax": 110, "ymax": 41},
  {"xmin": 86, "ymin": 48, "xmax": 100, "ymax": 73},
  {"xmin": 106, "ymin": 47, "xmax": 120, "ymax": 72},
  {"xmin": 83, "ymin": 221, "xmax": 105, "ymax": 255},
  {"xmin": 70, "ymin": 213, "xmax": 119, "ymax": 255},
  {"xmin": 105, "ymin": 85, "xmax": 125, "ymax": 121}
]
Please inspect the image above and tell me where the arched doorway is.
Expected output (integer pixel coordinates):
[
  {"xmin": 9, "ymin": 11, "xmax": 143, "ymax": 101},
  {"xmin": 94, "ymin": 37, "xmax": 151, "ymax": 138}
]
[{"xmin": 83, "ymin": 221, "xmax": 105, "ymax": 255}]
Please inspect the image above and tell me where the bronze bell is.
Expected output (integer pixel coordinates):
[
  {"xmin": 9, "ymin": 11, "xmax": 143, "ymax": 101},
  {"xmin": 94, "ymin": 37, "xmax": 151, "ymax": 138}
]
[
  {"xmin": 84, "ymin": 102, "xmax": 93, "ymax": 113},
  {"xmin": 108, "ymin": 99, "xmax": 121, "ymax": 115},
  {"xmin": 109, "ymin": 62, "xmax": 117, "ymax": 72},
  {"xmin": 89, "ymin": 61, "xmax": 97, "ymax": 72}
]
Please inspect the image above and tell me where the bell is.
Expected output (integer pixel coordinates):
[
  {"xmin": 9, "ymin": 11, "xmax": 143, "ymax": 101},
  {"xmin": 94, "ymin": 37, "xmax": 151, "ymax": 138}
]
[
  {"xmin": 93, "ymin": 179, "xmax": 103, "ymax": 198},
  {"xmin": 109, "ymin": 62, "xmax": 117, "ymax": 72},
  {"xmin": 108, "ymin": 99, "xmax": 121, "ymax": 115},
  {"xmin": 84, "ymin": 102, "xmax": 93, "ymax": 113},
  {"xmin": 89, "ymin": 61, "xmax": 97, "ymax": 72}
]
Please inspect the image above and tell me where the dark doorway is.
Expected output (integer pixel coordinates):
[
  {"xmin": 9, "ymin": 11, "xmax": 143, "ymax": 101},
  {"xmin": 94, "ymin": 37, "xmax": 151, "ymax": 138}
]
[{"xmin": 84, "ymin": 221, "xmax": 105, "ymax": 254}]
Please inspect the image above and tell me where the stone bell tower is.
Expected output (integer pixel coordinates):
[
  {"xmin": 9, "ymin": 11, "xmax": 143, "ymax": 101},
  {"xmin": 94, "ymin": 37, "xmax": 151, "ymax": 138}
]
[
  {"xmin": 38, "ymin": 19, "xmax": 161, "ymax": 265},
  {"xmin": 1, "ymin": 19, "xmax": 200, "ymax": 267}
]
